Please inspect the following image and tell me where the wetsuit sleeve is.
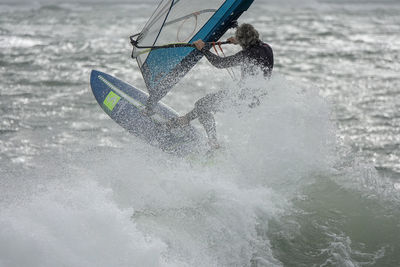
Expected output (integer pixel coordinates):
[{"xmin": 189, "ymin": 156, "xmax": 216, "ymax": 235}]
[{"xmin": 201, "ymin": 48, "xmax": 244, "ymax": 69}]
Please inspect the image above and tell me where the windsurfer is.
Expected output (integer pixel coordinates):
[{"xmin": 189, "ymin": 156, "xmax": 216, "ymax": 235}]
[{"xmin": 167, "ymin": 23, "xmax": 274, "ymax": 149}]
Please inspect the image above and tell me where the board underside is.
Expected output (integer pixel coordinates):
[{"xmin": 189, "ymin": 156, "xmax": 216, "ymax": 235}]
[{"xmin": 90, "ymin": 70, "xmax": 203, "ymax": 156}]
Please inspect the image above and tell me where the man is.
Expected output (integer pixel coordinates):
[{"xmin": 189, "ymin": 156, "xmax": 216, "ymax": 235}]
[{"xmin": 168, "ymin": 23, "xmax": 274, "ymax": 149}]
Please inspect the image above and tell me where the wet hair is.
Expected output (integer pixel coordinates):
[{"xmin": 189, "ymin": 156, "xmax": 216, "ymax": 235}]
[{"xmin": 235, "ymin": 23, "xmax": 260, "ymax": 49}]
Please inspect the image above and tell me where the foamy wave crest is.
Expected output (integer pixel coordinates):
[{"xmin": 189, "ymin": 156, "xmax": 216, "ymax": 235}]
[{"xmin": 0, "ymin": 179, "xmax": 166, "ymax": 267}]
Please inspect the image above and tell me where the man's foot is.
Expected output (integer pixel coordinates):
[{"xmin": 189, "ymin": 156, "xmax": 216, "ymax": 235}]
[
  {"xmin": 204, "ymin": 139, "xmax": 221, "ymax": 158},
  {"xmin": 166, "ymin": 116, "xmax": 190, "ymax": 129},
  {"xmin": 141, "ymin": 106, "xmax": 155, "ymax": 117},
  {"xmin": 208, "ymin": 139, "xmax": 221, "ymax": 150}
]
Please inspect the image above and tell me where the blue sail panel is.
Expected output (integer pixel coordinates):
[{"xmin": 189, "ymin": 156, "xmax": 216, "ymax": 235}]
[{"xmin": 142, "ymin": 47, "xmax": 194, "ymax": 92}]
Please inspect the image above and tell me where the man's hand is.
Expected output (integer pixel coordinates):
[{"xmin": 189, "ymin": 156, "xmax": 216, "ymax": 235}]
[
  {"xmin": 227, "ymin": 36, "xmax": 238, "ymax": 44},
  {"xmin": 194, "ymin": 39, "xmax": 205, "ymax": 50}
]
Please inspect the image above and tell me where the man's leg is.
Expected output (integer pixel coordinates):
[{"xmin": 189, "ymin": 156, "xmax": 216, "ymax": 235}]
[
  {"xmin": 167, "ymin": 91, "xmax": 224, "ymax": 126},
  {"xmin": 197, "ymin": 111, "xmax": 219, "ymax": 149},
  {"xmin": 143, "ymin": 87, "xmax": 170, "ymax": 116},
  {"xmin": 168, "ymin": 91, "xmax": 224, "ymax": 149}
]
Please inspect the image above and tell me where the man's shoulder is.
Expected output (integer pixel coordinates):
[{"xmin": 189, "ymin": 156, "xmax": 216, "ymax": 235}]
[
  {"xmin": 260, "ymin": 41, "xmax": 272, "ymax": 49},
  {"xmin": 246, "ymin": 42, "xmax": 272, "ymax": 53}
]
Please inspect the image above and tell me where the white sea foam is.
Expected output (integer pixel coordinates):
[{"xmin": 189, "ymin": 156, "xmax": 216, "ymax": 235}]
[
  {"xmin": 0, "ymin": 72, "xmax": 337, "ymax": 266},
  {"xmin": 0, "ymin": 179, "xmax": 166, "ymax": 267}
]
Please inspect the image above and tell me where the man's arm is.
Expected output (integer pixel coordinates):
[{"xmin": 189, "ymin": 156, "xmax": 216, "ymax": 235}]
[
  {"xmin": 193, "ymin": 39, "xmax": 243, "ymax": 69},
  {"xmin": 201, "ymin": 49, "xmax": 244, "ymax": 69}
]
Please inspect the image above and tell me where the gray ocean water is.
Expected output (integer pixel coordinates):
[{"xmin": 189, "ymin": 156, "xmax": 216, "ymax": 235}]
[{"xmin": 1, "ymin": 0, "xmax": 400, "ymax": 266}]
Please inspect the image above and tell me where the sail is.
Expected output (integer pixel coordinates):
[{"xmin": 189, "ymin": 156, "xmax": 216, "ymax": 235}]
[{"xmin": 131, "ymin": 0, "xmax": 254, "ymax": 107}]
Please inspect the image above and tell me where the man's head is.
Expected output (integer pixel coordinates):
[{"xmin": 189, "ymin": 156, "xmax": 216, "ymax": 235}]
[{"xmin": 235, "ymin": 23, "xmax": 260, "ymax": 49}]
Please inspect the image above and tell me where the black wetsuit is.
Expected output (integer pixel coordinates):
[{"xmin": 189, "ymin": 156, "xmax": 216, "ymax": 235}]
[
  {"xmin": 202, "ymin": 41, "xmax": 273, "ymax": 78},
  {"xmin": 185, "ymin": 41, "xmax": 274, "ymax": 143}
]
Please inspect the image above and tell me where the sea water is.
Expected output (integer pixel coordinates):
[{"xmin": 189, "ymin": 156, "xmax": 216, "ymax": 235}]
[{"xmin": 1, "ymin": 0, "xmax": 399, "ymax": 266}]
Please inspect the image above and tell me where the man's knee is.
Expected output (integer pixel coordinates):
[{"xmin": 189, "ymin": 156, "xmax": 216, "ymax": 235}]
[
  {"xmin": 194, "ymin": 97, "xmax": 210, "ymax": 113},
  {"xmin": 195, "ymin": 93, "xmax": 220, "ymax": 111}
]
